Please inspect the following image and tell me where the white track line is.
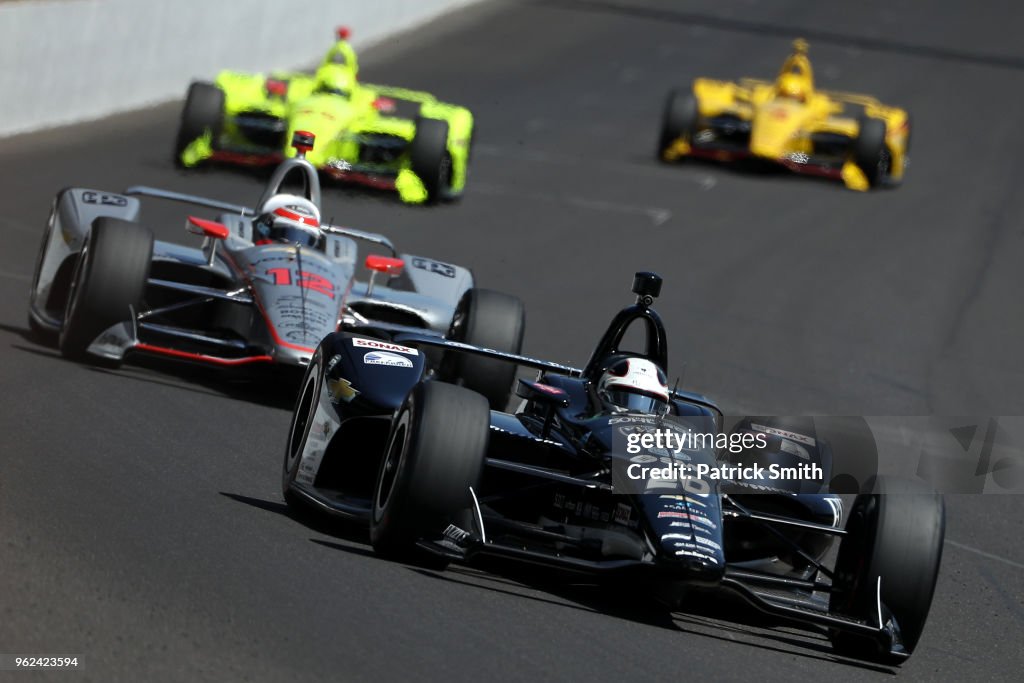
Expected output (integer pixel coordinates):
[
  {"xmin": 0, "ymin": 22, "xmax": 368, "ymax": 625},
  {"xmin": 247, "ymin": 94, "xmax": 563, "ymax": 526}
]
[
  {"xmin": 473, "ymin": 182, "xmax": 672, "ymax": 227},
  {"xmin": 0, "ymin": 268, "xmax": 30, "ymax": 282},
  {"xmin": 946, "ymin": 539, "xmax": 1024, "ymax": 571}
]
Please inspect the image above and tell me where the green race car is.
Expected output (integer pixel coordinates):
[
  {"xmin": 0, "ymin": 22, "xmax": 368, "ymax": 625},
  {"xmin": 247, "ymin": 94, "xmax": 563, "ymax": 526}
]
[{"xmin": 174, "ymin": 28, "xmax": 474, "ymax": 204}]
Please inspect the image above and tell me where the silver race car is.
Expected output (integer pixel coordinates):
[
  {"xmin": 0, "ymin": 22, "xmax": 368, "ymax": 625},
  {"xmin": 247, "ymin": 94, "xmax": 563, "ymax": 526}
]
[{"xmin": 28, "ymin": 131, "xmax": 524, "ymax": 408}]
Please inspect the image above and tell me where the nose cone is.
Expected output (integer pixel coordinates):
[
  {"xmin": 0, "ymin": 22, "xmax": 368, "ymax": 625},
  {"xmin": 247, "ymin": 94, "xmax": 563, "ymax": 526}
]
[
  {"xmin": 749, "ymin": 101, "xmax": 806, "ymax": 159},
  {"xmin": 645, "ymin": 493, "xmax": 726, "ymax": 585}
]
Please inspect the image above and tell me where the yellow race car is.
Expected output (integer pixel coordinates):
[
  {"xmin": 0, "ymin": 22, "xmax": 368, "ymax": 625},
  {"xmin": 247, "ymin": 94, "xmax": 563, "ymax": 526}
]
[{"xmin": 657, "ymin": 40, "xmax": 910, "ymax": 190}]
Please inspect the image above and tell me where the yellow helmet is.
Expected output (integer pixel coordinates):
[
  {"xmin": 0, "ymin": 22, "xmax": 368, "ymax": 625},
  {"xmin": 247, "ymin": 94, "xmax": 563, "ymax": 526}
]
[
  {"xmin": 314, "ymin": 64, "xmax": 355, "ymax": 97},
  {"xmin": 777, "ymin": 73, "xmax": 808, "ymax": 101}
]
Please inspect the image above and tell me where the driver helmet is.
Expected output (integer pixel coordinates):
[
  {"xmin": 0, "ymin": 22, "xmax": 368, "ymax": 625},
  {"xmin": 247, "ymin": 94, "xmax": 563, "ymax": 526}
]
[
  {"xmin": 598, "ymin": 358, "xmax": 671, "ymax": 416},
  {"xmin": 253, "ymin": 194, "xmax": 322, "ymax": 248},
  {"xmin": 776, "ymin": 72, "xmax": 808, "ymax": 102},
  {"xmin": 313, "ymin": 64, "xmax": 355, "ymax": 97}
]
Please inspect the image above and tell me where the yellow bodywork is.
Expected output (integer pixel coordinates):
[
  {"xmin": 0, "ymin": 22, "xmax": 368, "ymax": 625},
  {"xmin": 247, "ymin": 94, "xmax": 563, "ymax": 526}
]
[{"xmin": 672, "ymin": 40, "xmax": 910, "ymax": 189}]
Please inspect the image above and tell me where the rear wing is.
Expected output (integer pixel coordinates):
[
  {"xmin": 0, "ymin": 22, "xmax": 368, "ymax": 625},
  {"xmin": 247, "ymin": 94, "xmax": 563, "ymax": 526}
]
[{"xmin": 392, "ymin": 332, "xmax": 583, "ymax": 377}]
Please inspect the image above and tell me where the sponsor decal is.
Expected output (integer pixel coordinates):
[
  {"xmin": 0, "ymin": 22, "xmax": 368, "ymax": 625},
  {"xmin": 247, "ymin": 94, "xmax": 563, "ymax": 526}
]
[
  {"xmin": 363, "ymin": 351, "xmax": 413, "ymax": 368},
  {"xmin": 750, "ymin": 423, "xmax": 816, "ymax": 446},
  {"xmin": 411, "ymin": 257, "xmax": 456, "ymax": 278},
  {"xmin": 779, "ymin": 439, "xmax": 810, "ymax": 459},
  {"xmin": 81, "ymin": 191, "xmax": 127, "ymax": 207},
  {"xmin": 352, "ymin": 338, "xmax": 419, "ymax": 356},
  {"xmin": 443, "ymin": 524, "xmax": 471, "ymax": 544},
  {"xmin": 674, "ymin": 549, "xmax": 719, "ymax": 564},
  {"xmin": 660, "ymin": 495, "xmax": 706, "ymax": 508},
  {"xmin": 326, "ymin": 354, "xmax": 341, "ymax": 372},
  {"xmin": 658, "ymin": 511, "xmax": 688, "ymax": 519},
  {"xmin": 661, "ymin": 532, "xmax": 692, "ymax": 541},
  {"xmin": 327, "ymin": 377, "xmax": 359, "ymax": 402},
  {"xmin": 609, "ymin": 416, "xmax": 658, "ymax": 425},
  {"xmin": 613, "ymin": 503, "xmax": 632, "ymax": 526},
  {"xmin": 694, "ymin": 536, "xmax": 722, "ymax": 551}
]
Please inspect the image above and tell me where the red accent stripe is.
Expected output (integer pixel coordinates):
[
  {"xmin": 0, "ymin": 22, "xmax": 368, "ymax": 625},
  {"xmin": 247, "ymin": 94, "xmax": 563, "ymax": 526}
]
[
  {"xmin": 322, "ymin": 167, "xmax": 397, "ymax": 190},
  {"xmin": 687, "ymin": 146, "xmax": 843, "ymax": 179},
  {"xmin": 135, "ymin": 344, "xmax": 274, "ymax": 366},
  {"xmin": 273, "ymin": 206, "xmax": 320, "ymax": 227},
  {"xmin": 209, "ymin": 150, "xmax": 283, "ymax": 167}
]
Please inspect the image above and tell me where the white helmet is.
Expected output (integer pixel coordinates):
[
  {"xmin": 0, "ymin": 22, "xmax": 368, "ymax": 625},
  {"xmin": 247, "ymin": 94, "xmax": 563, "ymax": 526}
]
[
  {"xmin": 598, "ymin": 357, "xmax": 671, "ymax": 415},
  {"xmin": 254, "ymin": 194, "xmax": 322, "ymax": 248}
]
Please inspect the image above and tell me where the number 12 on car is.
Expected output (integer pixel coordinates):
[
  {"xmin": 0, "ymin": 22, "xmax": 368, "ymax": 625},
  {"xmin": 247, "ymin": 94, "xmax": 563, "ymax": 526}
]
[{"xmin": 265, "ymin": 268, "xmax": 335, "ymax": 298}]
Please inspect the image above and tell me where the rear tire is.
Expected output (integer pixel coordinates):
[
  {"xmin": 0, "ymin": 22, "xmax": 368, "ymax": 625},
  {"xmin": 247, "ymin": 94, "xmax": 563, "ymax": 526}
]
[
  {"xmin": 829, "ymin": 476, "xmax": 945, "ymax": 663},
  {"xmin": 174, "ymin": 81, "xmax": 224, "ymax": 166},
  {"xmin": 658, "ymin": 89, "xmax": 698, "ymax": 161},
  {"xmin": 409, "ymin": 117, "xmax": 451, "ymax": 203},
  {"xmin": 59, "ymin": 217, "xmax": 152, "ymax": 365},
  {"xmin": 446, "ymin": 288, "xmax": 525, "ymax": 411},
  {"xmin": 370, "ymin": 382, "xmax": 489, "ymax": 567},
  {"xmin": 853, "ymin": 118, "xmax": 889, "ymax": 187}
]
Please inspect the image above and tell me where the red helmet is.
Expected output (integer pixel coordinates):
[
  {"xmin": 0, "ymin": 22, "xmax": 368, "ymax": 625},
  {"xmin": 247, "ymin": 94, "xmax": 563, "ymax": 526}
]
[{"xmin": 254, "ymin": 194, "xmax": 322, "ymax": 247}]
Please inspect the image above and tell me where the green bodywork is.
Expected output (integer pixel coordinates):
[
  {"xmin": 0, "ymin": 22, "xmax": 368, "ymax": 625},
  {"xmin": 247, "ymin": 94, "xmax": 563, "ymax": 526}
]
[{"xmin": 179, "ymin": 40, "xmax": 474, "ymax": 204}]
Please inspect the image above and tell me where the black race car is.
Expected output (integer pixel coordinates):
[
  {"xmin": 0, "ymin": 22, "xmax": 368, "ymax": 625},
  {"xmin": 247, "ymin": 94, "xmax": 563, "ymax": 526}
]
[{"xmin": 283, "ymin": 272, "xmax": 944, "ymax": 665}]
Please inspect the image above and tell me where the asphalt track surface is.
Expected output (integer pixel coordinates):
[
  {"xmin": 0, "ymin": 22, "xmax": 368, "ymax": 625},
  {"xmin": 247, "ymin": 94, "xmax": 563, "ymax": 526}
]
[{"xmin": 2, "ymin": 1, "xmax": 1024, "ymax": 680}]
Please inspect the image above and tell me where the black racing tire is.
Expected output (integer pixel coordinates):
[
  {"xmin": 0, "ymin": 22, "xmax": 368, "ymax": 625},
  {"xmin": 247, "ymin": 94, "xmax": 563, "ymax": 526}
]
[
  {"xmin": 370, "ymin": 381, "xmax": 489, "ymax": 567},
  {"xmin": 282, "ymin": 343, "xmax": 325, "ymax": 511},
  {"xmin": 27, "ymin": 197, "xmax": 62, "ymax": 343},
  {"xmin": 174, "ymin": 81, "xmax": 224, "ymax": 166},
  {"xmin": 829, "ymin": 476, "xmax": 945, "ymax": 663},
  {"xmin": 853, "ymin": 117, "xmax": 889, "ymax": 187},
  {"xmin": 658, "ymin": 89, "xmax": 698, "ymax": 161},
  {"xmin": 409, "ymin": 117, "xmax": 451, "ymax": 203},
  {"xmin": 446, "ymin": 288, "xmax": 525, "ymax": 411},
  {"xmin": 59, "ymin": 217, "xmax": 152, "ymax": 366},
  {"xmin": 884, "ymin": 114, "xmax": 912, "ymax": 189}
]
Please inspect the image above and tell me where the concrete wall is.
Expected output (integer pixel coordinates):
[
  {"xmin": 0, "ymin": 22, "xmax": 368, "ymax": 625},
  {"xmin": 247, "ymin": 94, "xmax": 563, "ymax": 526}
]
[{"xmin": 0, "ymin": 0, "xmax": 477, "ymax": 136}]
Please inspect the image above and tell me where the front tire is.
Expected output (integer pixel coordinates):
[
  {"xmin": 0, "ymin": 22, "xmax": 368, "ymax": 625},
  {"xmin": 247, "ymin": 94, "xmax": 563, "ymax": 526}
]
[
  {"xmin": 409, "ymin": 117, "xmax": 451, "ymax": 203},
  {"xmin": 282, "ymin": 344, "xmax": 325, "ymax": 511},
  {"xmin": 27, "ymin": 197, "xmax": 61, "ymax": 343},
  {"xmin": 829, "ymin": 476, "xmax": 945, "ymax": 663},
  {"xmin": 174, "ymin": 81, "xmax": 224, "ymax": 166},
  {"xmin": 853, "ymin": 118, "xmax": 889, "ymax": 187},
  {"xmin": 658, "ymin": 89, "xmax": 698, "ymax": 161},
  {"xmin": 446, "ymin": 288, "xmax": 525, "ymax": 411},
  {"xmin": 59, "ymin": 217, "xmax": 152, "ymax": 365},
  {"xmin": 370, "ymin": 382, "xmax": 489, "ymax": 566}
]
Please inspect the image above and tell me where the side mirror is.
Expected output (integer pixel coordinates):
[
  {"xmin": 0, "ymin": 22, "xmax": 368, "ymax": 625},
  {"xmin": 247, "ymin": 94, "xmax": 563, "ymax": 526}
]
[
  {"xmin": 365, "ymin": 255, "xmax": 404, "ymax": 275},
  {"xmin": 516, "ymin": 379, "xmax": 570, "ymax": 408},
  {"xmin": 186, "ymin": 216, "xmax": 229, "ymax": 267},
  {"xmin": 364, "ymin": 255, "xmax": 404, "ymax": 297},
  {"xmin": 186, "ymin": 216, "xmax": 229, "ymax": 240}
]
